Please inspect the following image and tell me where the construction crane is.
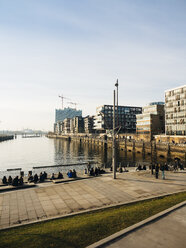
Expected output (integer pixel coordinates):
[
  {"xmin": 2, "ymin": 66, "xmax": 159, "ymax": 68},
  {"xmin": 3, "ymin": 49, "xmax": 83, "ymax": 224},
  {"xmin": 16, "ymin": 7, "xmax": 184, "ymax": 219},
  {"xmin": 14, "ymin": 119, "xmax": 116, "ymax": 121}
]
[
  {"xmin": 68, "ymin": 102, "xmax": 78, "ymax": 109},
  {"xmin": 58, "ymin": 95, "xmax": 70, "ymax": 109}
]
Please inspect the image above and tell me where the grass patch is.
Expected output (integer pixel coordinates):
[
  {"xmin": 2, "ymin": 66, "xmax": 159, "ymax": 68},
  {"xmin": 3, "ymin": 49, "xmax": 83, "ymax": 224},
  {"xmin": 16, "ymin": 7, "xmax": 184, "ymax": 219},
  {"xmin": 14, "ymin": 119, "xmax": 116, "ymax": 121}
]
[{"xmin": 0, "ymin": 192, "xmax": 186, "ymax": 248}]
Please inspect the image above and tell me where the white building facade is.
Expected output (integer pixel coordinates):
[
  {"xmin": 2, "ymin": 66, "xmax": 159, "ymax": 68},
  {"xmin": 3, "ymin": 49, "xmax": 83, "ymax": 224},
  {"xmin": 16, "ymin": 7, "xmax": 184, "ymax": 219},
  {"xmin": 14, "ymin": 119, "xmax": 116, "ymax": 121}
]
[{"xmin": 165, "ymin": 85, "xmax": 186, "ymax": 135}]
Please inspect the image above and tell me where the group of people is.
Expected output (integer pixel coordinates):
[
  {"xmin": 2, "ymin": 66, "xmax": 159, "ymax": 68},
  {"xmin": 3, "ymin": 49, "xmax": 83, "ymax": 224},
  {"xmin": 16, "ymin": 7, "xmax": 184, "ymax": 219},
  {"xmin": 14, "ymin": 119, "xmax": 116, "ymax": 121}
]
[
  {"xmin": 67, "ymin": 169, "xmax": 77, "ymax": 178},
  {"xmin": 50, "ymin": 171, "xmax": 63, "ymax": 180},
  {"xmin": 85, "ymin": 165, "xmax": 105, "ymax": 176},
  {"xmin": 118, "ymin": 166, "xmax": 129, "ymax": 173},
  {"xmin": 151, "ymin": 161, "xmax": 185, "ymax": 180},
  {"xmin": 136, "ymin": 164, "xmax": 146, "ymax": 171},
  {"xmin": 171, "ymin": 162, "xmax": 184, "ymax": 171},
  {"xmin": 28, "ymin": 171, "xmax": 65, "ymax": 182},
  {"xmin": 153, "ymin": 163, "xmax": 166, "ymax": 179},
  {"xmin": 28, "ymin": 171, "xmax": 48, "ymax": 183},
  {"xmin": 2, "ymin": 175, "xmax": 24, "ymax": 186},
  {"xmin": 1, "ymin": 169, "xmax": 79, "ymax": 185}
]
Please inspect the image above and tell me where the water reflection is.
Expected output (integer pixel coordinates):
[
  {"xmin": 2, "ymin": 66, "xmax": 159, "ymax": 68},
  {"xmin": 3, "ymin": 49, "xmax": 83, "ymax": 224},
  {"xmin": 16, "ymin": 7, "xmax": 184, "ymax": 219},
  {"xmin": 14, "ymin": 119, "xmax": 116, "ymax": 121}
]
[{"xmin": 0, "ymin": 136, "xmax": 171, "ymax": 178}]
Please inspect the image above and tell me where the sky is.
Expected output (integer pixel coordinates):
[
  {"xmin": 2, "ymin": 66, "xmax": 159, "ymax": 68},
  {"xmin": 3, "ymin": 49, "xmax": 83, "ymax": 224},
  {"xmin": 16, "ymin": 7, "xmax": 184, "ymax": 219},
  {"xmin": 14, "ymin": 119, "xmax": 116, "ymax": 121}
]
[{"xmin": 0, "ymin": 0, "xmax": 186, "ymax": 131}]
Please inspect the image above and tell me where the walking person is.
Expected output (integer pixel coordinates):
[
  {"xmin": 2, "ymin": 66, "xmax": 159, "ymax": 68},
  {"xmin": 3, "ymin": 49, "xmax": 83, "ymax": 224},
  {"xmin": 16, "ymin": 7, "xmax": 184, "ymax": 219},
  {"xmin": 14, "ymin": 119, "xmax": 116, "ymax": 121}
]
[
  {"xmin": 155, "ymin": 163, "xmax": 159, "ymax": 179},
  {"xmin": 160, "ymin": 163, "xmax": 165, "ymax": 180}
]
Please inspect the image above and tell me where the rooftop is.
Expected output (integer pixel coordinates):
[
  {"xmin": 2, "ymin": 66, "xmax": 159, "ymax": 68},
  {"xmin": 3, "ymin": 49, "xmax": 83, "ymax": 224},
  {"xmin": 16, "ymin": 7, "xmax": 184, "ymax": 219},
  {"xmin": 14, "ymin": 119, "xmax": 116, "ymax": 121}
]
[{"xmin": 165, "ymin": 85, "xmax": 186, "ymax": 92}]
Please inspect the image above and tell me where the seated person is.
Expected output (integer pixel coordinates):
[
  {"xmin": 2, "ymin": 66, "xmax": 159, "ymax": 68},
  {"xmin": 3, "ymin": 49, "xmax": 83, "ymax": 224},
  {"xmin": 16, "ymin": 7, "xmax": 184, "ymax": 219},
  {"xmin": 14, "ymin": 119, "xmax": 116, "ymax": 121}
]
[
  {"xmin": 12, "ymin": 176, "xmax": 19, "ymax": 186},
  {"xmin": 143, "ymin": 165, "xmax": 146, "ymax": 170},
  {"xmin": 123, "ymin": 166, "xmax": 129, "ymax": 172},
  {"xmin": 19, "ymin": 176, "xmax": 24, "ymax": 186},
  {"xmin": 136, "ymin": 164, "xmax": 142, "ymax": 171},
  {"xmin": 100, "ymin": 169, "xmax": 105, "ymax": 174},
  {"xmin": 87, "ymin": 162, "xmax": 91, "ymax": 173},
  {"xmin": 119, "ymin": 167, "xmax": 123, "ymax": 173},
  {"xmin": 8, "ymin": 175, "xmax": 13, "ymax": 185},
  {"xmin": 50, "ymin": 173, "xmax": 55, "ymax": 180},
  {"xmin": 84, "ymin": 168, "xmax": 87, "ymax": 175},
  {"xmin": 72, "ymin": 169, "xmax": 77, "ymax": 178},
  {"xmin": 43, "ymin": 171, "xmax": 48, "ymax": 179},
  {"xmin": 67, "ymin": 170, "xmax": 73, "ymax": 178},
  {"xmin": 89, "ymin": 168, "xmax": 95, "ymax": 176},
  {"xmin": 95, "ymin": 167, "xmax": 99, "ymax": 176},
  {"xmin": 39, "ymin": 172, "xmax": 45, "ymax": 182},
  {"xmin": 2, "ymin": 176, "xmax": 7, "ymax": 185},
  {"xmin": 33, "ymin": 174, "xmax": 38, "ymax": 183},
  {"xmin": 57, "ymin": 172, "xmax": 63, "ymax": 179},
  {"xmin": 28, "ymin": 175, "xmax": 34, "ymax": 183}
]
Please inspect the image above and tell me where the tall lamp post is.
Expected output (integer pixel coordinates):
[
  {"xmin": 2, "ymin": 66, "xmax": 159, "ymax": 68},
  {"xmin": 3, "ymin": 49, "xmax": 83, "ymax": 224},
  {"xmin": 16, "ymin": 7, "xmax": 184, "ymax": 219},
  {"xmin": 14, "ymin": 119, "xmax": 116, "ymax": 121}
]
[
  {"xmin": 115, "ymin": 79, "xmax": 119, "ymax": 128},
  {"xmin": 112, "ymin": 89, "xmax": 116, "ymax": 179}
]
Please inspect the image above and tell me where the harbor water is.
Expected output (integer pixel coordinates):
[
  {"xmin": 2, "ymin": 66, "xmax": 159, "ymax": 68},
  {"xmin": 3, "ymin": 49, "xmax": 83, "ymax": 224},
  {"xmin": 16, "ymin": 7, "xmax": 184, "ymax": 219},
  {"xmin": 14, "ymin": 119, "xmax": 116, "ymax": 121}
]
[{"xmin": 0, "ymin": 135, "xmax": 151, "ymax": 178}]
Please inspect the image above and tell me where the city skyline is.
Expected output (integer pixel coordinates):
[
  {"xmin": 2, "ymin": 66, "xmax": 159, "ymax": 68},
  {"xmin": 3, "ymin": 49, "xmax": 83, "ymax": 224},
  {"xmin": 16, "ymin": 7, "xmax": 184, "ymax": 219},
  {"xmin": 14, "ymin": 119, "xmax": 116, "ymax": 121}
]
[{"xmin": 0, "ymin": 0, "xmax": 186, "ymax": 131}]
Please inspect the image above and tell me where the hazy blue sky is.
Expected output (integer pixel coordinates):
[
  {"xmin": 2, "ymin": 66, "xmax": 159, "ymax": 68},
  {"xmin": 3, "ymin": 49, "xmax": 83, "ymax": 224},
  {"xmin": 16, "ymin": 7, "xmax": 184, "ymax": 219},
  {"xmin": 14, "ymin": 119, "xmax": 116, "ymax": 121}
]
[{"xmin": 0, "ymin": 0, "xmax": 186, "ymax": 131}]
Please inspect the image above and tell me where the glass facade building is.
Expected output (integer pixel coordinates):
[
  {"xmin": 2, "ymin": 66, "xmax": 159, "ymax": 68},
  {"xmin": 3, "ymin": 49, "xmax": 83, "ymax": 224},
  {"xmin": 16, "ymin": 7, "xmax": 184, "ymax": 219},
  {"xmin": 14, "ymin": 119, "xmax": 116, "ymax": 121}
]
[
  {"xmin": 55, "ymin": 108, "xmax": 82, "ymax": 123},
  {"xmin": 94, "ymin": 105, "xmax": 142, "ymax": 133}
]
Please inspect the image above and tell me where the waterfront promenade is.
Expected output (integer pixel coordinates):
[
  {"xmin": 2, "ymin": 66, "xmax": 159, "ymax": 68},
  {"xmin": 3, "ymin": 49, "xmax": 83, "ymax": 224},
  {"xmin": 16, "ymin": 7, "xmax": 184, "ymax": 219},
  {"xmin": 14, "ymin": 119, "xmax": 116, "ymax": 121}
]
[
  {"xmin": 103, "ymin": 204, "xmax": 186, "ymax": 248},
  {"xmin": 0, "ymin": 170, "xmax": 186, "ymax": 230}
]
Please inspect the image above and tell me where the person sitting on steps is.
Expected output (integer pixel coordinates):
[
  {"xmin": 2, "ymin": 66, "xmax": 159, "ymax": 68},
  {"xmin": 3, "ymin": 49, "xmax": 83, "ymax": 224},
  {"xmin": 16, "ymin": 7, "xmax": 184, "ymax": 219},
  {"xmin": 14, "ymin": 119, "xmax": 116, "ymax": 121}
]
[
  {"xmin": 33, "ymin": 174, "xmax": 38, "ymax": 183},
  {"xmin": 67, "ymin": 170, "xmax": 73, "ymax": 178},
  {"xmin": 8, "ymin": 175, "xmax": 13, "ymax": 185},
  {"xmin": 57, "ymin": 172, "xmax": 63, "ymax": 179},
  {"xmin": 72, "ymin": 169, "xmax": 77, "ymax": 178},
  {"xmin": 2, "ymin": 176, "xmax": 7, "ymax": 185}
]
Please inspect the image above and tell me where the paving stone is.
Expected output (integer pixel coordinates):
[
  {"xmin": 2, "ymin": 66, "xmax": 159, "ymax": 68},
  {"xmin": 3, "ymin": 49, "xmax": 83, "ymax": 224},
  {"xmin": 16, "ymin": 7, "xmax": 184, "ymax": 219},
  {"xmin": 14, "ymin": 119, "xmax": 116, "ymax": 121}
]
[
  {"xmin": 58, "ymin": 208, "xmax": 72, "ymax": 215},
  {"xmin": 0, "ymin": 171, "xmax": 186, "ymax": 229}
]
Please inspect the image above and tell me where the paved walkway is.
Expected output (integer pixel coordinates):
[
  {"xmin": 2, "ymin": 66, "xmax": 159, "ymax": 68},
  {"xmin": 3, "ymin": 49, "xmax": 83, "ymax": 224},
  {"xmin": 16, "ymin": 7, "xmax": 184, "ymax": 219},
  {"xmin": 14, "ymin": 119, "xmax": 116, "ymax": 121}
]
[
  {"xmin": 106, "ymin": 204, "xmax": 186, "ymax": 248},
  {"xmin": 0, "ymin": 170, "xmax": 186, "ymax": 229}
]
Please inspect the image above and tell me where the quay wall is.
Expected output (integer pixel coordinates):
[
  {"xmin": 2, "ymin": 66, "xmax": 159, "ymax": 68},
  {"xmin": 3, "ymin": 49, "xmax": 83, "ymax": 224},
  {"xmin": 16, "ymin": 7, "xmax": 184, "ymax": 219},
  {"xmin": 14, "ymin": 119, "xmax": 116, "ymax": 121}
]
[
  {"xmin": 0, "ymin": 135, "xmax": 14, "ymax": 142},
  {"xmin": 47, "ymin": 134, "xmax": 186, "ymax": 163}
]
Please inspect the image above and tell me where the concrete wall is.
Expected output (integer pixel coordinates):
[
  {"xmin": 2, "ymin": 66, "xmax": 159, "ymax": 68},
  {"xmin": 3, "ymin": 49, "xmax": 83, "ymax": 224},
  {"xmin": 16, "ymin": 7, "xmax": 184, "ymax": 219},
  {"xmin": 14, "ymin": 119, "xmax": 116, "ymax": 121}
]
[
  {"xmin": 47, "ymin": 133, "xmax": 186, "ymax": 163},
  {"xmin": 155, "ymin": 135, "xmax": 186, "ymax": 144}
]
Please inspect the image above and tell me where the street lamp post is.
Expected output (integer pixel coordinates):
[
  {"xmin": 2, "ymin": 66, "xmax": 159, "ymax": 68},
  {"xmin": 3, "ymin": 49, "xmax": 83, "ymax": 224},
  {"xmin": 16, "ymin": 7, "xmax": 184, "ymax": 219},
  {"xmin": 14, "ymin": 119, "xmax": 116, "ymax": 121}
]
[
  {"xmin": 115, "ymin": 79, "xmax": 119, "ymax": 128},
  {"xmin": 112, "ymin": 90, "xmax": 116, "ymax": 179}
]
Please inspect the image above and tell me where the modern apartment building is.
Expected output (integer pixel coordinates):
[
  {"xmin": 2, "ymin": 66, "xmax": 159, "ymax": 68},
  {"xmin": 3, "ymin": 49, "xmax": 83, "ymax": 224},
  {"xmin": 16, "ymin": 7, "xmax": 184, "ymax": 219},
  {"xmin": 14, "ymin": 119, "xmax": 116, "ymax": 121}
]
[
  {"xmin": 69, "ymin": 116, "xmax": 84, "ymax": 134},
  {"xmin": 84, "ymin": 116, "xmax": 95, "ymax": 134},
  {"xmin": 165, "ymin": 85, "xmax": 186, "ymax": 135},
  {"xmin": 136, "ymin": 102, "xmax": 165, "ymax": 138},
  {"xmin": 63, "ymin": 118, "xmax": 71, "ymax": 134},
  {"xmin": 70, "ymin": 119, "xmax": 75, "ymax": 134},
  {"xmin": 54, "ymin": 122, "xmax": 64, "ymax": 135},
  {"xmin": 54, "ymin": 107, "xmax": 82, "ymax": 133},
  {"xmin": 73, "ymin": 116, "xmax": 84, "ymax": 133},
  {"xmin": 94, "ymin": 105, "xmax": 142, "ymax": 133}
]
